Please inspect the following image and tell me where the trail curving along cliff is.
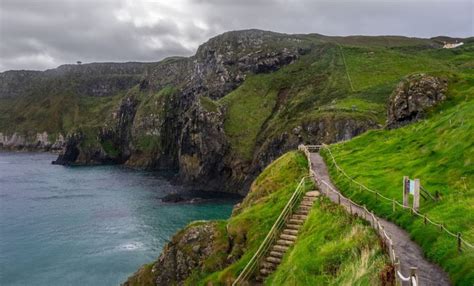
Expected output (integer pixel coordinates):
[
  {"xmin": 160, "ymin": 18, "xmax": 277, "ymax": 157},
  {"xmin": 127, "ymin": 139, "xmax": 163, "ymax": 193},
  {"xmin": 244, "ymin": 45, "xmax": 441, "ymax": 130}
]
[{"xmin": 308, "ymin": 151, "xmax": 451, "ymax": 286}]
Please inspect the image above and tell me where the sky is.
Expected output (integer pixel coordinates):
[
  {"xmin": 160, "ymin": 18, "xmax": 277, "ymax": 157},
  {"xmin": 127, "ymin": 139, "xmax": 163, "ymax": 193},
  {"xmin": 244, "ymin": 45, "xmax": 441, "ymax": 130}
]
[{"xmin": 0, "ymin": 0, "xmax": 472, "ymax": 71}]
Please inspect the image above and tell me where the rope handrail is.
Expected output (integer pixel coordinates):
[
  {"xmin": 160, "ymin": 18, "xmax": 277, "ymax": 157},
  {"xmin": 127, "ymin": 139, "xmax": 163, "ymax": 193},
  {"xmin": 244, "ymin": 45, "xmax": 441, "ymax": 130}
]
[
  {"xmin": 232, "ymin": 176, "xmax": 310, "ymax": 285},
  {"xmin": 322, "ymin": 144, "xmax": 474, "ymax": 250},
  {"xmin": 300, "ymin": 145, "xmax": 418, "ymax": 285}
]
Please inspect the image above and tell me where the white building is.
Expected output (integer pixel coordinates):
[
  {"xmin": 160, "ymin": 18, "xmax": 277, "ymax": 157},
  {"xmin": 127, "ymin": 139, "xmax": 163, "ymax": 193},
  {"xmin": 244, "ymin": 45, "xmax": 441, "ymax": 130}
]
[{"xmin": 443, "ymin": 41, "xmax": 464, "ymax": 49}]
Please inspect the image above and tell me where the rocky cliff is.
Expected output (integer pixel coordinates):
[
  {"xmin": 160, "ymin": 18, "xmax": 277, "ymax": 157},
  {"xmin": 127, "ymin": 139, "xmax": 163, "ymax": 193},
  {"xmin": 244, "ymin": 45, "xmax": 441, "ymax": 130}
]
[
  {"xmin": 2, "ymin": 30, "xmax": 449, "ymax": 194},
  {"xmin": 44, "ymin": 30, "xmax": 380, "ymax": 194}
]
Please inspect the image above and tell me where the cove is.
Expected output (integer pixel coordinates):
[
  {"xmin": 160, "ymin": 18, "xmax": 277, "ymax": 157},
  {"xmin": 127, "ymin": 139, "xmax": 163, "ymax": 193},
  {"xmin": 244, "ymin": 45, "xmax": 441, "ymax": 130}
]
[{"xmin": 0, "ymin": 152, "xmax": 236, "ymax": 286}]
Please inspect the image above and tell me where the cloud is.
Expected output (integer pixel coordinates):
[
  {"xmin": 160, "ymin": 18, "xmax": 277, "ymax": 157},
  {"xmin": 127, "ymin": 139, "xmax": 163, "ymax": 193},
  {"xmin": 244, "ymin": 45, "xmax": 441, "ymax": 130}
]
[{"xmin": 0, "ymin": 0, "xmax": 472, "ymax": 71}]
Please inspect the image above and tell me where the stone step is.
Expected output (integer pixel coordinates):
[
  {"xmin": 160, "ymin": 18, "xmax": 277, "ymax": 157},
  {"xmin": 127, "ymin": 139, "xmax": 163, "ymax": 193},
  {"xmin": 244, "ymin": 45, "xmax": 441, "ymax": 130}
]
[
  {"xmin": 289, "ymin": 218, "xmax": 305, "ymax": 224},
  {"xmin": 298, "ymin": 205, "xmax": 312, "ymax": 211},
  {"xmin": 286, "ymin": 224, "xmax": 301, "ymax": 230},
  {"xmin": 300, "ymin": 201, "xmax": 314, "ymax": 207},
  {"xmin": 305, "ymin": 191, "xmax": 321, "ymax": 197},
  {"xmin": 302, "ymin": 196, "xmax": 317, "ymax": 202},
  {"xmin": 269, "ymin": 250, "xmax": 285, "ymax": 258},
  {"xmin": 266, "ymin": 256, "xmax": 282, "ymax": 264},
  {"xmin": 280, "ymin": 234, "xmax": 297, "ymax": 241},
  {"xmin": 260, "ymin": 267, "xmax": 272, "ymax": 276},
  {"xmin": 295, "ymin": 210, "xmax": 309, "ymax": 215},
  {"xmin": 272, "ymin": 245, "xmax": 289, "ymax": 252},
  {"xmin": 283, "ymin": 229, "xmax": 299, "ymax": 235},
  {"xmin": 292, "ymin": 214, "xmax": 307, "ymax": 220},
  {"xmin": 261, "ymin": 261, "xmax": 277, "ymax": 269},
  {"xmin": 276, "ymin": 239, "xmax": 294, "ymax": 246}
]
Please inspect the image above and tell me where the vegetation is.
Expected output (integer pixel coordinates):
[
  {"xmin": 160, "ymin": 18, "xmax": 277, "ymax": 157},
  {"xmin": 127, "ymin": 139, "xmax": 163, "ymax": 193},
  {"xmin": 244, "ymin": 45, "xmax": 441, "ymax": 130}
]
[
  {"xmin": 321, "ymin": 73, "xmax": 474, "ymax": 285},
  {"xmin": 125, "ymin": 151, "xmax": 390, "ymax": 285},
  {"xmin": 267, "ymin": 198, "xmax": 390, "ymax": 285}
]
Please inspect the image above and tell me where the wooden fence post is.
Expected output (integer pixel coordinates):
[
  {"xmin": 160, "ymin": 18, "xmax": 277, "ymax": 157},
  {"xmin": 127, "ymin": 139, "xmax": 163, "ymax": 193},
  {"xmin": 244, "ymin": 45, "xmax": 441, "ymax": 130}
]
[
  {"xmin": 403, "ymin": 176, "xmax": 409, "ymax": 207},
  {"xmin": 375, "ymin": 192, "xmax": 378, "ymax": 203},
  {"xmin": 458, "ymin": 233, "xmax": 462, "ymax": 252},
  {"xmin": 409, "ymin": 267, "xmax": 418, "ymax": 286},
  {"xmin": 338, "ymin": 194, "xmax": 341, "ymax": 205},
  {"xmin": 413, "ymin": 179, "xmax": 420, "ymax": 211},
  {"xmin": 392, "ymin": 200, "xmax": 395, "ymax": 213},
  {"xmin": 394, "ymin": 259, "xmax": 400, "ymax": 286}
]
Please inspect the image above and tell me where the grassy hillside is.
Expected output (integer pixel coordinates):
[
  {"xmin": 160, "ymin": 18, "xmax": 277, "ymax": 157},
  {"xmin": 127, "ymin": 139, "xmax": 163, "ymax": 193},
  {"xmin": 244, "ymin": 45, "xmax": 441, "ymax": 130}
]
[
  {"xmin": 266, "ymin": 198, "xmax": 389, "ymax": 285},
  {"xmin": 125, "ymin": 151, "xmax": 390, "ymax": 285},
  {"xmin": 204, "ymin": 36, "xmax": 473, "ymax": 162},
  {"xmin": 321, "ymin": 72, "xmax": 474, "ymax": 285}
]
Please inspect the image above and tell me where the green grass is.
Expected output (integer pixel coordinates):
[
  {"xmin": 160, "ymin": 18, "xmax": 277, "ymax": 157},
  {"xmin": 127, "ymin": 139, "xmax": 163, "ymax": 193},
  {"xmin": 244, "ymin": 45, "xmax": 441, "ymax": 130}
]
[
  {"xmin": 219, "ymin": 74, "xmax": 279, "ymax": 160},
  {"xmin": 320, "ymin": 75, "xmax": 474, "ymax": 285},
  {"xmin": 177, "ymin": 151, "xmax": 389, "ymax": 285},
  {"xmin": 267, "ymin": 198, "xmax": 390, "ymax": 286}
]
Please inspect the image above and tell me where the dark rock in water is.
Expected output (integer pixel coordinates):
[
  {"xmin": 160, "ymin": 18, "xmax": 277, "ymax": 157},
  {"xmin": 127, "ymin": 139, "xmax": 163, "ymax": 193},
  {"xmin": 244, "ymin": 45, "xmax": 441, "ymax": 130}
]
[
  {"xmin": 387, "ymin": 74, "xmax": 448, "ymax": 129},
  {"xmin": 161, "ymin": 193, "xmax": 185, "ymax": 203},
  {"xmin": 52, "ymin": 133, "xmax": 83, "ymax": 165}
]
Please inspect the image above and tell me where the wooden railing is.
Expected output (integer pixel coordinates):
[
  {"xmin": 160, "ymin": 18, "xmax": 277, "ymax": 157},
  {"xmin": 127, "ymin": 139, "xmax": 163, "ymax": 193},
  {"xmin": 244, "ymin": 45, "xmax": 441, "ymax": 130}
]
[
  {"xmin": 300, "ymin": 144, "xmax": 418, "ymax": 286},
  {"xmin": 232, "ymin": 176, "xmax": 311, "ymax": 285},
  {"xmin": 322, "ymin": 144, "xmax": 473, "ymax": 251}
]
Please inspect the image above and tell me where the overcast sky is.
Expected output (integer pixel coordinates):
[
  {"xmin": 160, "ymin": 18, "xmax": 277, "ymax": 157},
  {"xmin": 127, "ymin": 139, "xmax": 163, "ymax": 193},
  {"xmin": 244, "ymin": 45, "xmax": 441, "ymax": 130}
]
[{"xmin": 0, "ymin": 0, "xmax": 472, "ymax": 71}]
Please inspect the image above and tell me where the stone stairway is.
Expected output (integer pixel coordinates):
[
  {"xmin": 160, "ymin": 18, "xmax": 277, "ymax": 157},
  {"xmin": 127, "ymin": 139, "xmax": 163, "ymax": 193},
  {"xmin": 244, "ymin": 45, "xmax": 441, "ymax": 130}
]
[{"xmin": 257, "ymin": 191, "xmax": 320, "ymax": 281}]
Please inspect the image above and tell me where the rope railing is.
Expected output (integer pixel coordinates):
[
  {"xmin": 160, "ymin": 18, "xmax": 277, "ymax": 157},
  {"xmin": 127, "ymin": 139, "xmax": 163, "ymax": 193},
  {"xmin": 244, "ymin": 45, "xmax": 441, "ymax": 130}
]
[
  {"xmin": 300, "ymin": 145, "xmax": 418, "ymax": 286},
  {"xmin": 322, "ymin": 144, "xmax": 474, "ymax": 250},
  {"xmin": 232, "ymin": 176, "xmax": 311, "ymax": 285}
]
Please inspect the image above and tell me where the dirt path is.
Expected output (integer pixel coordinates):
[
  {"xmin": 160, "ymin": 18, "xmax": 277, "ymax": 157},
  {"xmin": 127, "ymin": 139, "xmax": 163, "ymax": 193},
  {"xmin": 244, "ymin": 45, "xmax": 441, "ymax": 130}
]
[{"xmin": 310, "ymin": 152, "xmax": 451, "ymax": 286}]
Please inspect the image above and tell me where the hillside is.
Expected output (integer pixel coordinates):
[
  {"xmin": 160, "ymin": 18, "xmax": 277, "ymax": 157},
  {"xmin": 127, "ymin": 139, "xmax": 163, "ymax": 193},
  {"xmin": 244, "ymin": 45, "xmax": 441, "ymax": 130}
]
[
  {"xmin": 123, "ymin": 151, "xmax": 391, "ymax": 285},
  {"xmin": 321, "ymin": 70, "xmax": 474, "ymax": 283},
  {"xmin": 1, "ymin": 30, "xmax": 471, "ymax": 196}
]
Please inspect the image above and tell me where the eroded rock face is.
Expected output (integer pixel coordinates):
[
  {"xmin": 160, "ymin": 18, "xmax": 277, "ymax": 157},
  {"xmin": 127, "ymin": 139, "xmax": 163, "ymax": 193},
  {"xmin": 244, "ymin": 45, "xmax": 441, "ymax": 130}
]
[
  {"xmin": 246, "ymin": 115, "xmax": 379, "ymax": 194},
  {"xmin": 152, "ymin": 222, "xmax": 219, "ymax": 285},
  {"xmin": 387, "ymin": 74, "xmax": 448, "ymax": 128}
]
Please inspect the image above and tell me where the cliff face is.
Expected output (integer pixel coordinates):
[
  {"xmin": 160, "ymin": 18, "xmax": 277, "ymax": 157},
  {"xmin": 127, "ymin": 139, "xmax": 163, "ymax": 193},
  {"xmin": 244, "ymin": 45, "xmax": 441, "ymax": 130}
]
[{"xmin": 1, "ymin": 30, "xmax": 403, "ymax": 194}]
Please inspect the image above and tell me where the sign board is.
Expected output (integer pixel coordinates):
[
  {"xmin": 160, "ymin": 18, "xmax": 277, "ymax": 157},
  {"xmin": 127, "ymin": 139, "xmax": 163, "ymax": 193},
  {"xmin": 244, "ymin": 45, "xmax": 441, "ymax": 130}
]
[
  {"xmin": 409, "ymin": 180, "xmax": 415, "ymax": 195},
  {"xmin": 402, "ymin": 176, "xmax": 421, "ymax": 210}
]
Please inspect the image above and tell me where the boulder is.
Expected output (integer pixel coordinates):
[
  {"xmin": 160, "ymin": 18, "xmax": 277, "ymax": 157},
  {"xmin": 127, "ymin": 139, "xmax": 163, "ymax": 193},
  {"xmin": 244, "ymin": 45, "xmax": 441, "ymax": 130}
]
[{"xmin": 387, "ymin": 74, "xmax": 447, "ymax": 129}]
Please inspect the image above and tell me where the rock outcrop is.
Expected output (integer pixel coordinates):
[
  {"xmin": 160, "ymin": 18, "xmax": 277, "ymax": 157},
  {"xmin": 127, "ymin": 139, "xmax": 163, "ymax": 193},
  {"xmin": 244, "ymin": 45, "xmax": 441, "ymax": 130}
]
[
  {"xmin": 0, "ymin": 131, "xmax": 65, "ymax": 151},
  {"xmin": 387, "ymin": 74, "xmax": 448, "ymax": 128},
  {"xmin": 122, "ymin": 221, "xmax": 230, "ymax": 286}
]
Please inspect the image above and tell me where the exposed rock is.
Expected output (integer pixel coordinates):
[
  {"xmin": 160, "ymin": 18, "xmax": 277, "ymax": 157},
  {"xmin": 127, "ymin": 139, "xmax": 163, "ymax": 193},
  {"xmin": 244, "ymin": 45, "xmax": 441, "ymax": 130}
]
[
  {"xmin": 387, "ymin": 74, "xmax": 448, "ymax": 129},
  {"xmin": 161, "ymin": 193, "xmax": 185, "ymax": 203},
  {"xmin": 52, "ymin": 133, "xmax": 83, "ymax": 165},
  {"xmin": 151, "ymin": 222, "xmax": 223, "ymax": 285},
  {"xmin": 246, "ymin": 115, "xmax": 379, "ymax": 194},
  {"xmin": 0, "ymin": 131, "xmax": 65, "ymax": 151}
]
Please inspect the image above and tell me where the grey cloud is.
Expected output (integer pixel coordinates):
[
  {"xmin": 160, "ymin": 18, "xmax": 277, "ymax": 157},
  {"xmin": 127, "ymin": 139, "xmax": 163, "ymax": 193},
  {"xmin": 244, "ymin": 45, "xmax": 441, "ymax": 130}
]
[{"xmin": 0, "ymin": 0, "xmax": 472, "ymax": 71}]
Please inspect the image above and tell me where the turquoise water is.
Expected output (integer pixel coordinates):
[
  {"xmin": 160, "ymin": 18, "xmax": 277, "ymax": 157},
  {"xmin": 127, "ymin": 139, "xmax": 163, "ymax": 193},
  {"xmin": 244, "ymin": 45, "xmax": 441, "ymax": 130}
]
[{"xmin": 0, "ymin": 152, "xmax": 236, "ymax": 285}]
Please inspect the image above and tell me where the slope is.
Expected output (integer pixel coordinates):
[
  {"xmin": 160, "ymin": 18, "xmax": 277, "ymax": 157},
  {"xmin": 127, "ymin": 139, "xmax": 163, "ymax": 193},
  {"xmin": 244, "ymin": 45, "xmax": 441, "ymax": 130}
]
[{"xmin": 320, "ymin": 66, "xmax": 474, "ymax": 284}]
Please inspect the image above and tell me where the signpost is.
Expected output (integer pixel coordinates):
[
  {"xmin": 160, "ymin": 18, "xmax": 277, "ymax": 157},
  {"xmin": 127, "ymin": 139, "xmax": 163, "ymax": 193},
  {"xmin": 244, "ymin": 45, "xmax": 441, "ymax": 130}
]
[{"xmin": 403, "ymin": 176, "xmax": 420, "ymax": 211}]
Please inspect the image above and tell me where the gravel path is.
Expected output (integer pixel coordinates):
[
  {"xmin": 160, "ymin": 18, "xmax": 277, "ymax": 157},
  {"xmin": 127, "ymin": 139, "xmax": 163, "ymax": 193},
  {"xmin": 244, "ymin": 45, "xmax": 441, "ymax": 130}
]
[{"xmin": 310, "ymin": 152, "xmax": 451, "ymax": 286}]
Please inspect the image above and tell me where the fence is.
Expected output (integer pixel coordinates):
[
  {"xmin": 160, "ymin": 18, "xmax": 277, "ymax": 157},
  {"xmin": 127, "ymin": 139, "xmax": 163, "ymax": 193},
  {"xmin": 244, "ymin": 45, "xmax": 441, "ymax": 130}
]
[
  {"xmin": 300, "ymin": 144, "xmax": 418, "ymax": 286},
  {"xmin": 322, "ymin": 144, "xmax": 473, "ymax": 251},
  {"xmin": 232, "ymin": 176, "xmax": 312, "ymax": 286}
]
